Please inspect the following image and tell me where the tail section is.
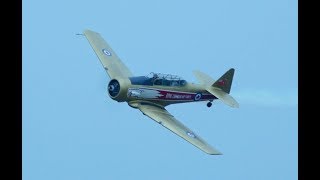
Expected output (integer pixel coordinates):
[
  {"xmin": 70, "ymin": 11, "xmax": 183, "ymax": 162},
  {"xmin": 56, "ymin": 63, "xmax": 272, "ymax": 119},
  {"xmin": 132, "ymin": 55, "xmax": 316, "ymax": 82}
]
[
  {"xmin": 193, "ymin": 68, "xmax": 239, "ymax": 108},
  {"xmin": 212, "ymin": 68, "xmax": 234, "ymax": 94}
]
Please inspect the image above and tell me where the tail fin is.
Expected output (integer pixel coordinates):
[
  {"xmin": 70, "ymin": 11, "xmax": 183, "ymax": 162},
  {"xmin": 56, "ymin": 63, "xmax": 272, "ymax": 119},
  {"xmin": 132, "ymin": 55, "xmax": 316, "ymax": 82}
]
[{"xmin": 212, "ymin": 68, "xmax": 234, "ymax": 94}]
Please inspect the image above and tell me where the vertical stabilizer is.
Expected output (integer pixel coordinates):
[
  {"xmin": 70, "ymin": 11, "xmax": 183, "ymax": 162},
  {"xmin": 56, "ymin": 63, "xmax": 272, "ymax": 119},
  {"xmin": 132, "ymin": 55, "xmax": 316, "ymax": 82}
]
[{"xmin": 212, "ymin": 68, "xmax": 234, "ymax": 94}]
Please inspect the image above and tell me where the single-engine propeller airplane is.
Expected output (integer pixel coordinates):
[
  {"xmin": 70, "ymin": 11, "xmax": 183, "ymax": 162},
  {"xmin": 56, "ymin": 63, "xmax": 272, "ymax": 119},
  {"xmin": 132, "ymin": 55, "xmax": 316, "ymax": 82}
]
[{"xmin": 83, "ymin": 29, "xmax": 239, "ymax": 155}]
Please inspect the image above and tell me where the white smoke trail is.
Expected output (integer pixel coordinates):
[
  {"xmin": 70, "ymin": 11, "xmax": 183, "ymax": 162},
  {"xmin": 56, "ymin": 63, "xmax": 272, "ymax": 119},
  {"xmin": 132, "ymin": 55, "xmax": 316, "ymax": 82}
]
[{"xmin": 232, "ymin": 88, "xmax": 298, "ymax": 107}]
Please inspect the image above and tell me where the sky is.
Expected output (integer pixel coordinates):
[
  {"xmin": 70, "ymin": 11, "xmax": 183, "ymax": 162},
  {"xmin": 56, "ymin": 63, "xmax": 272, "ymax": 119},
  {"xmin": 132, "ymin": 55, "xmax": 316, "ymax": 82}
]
[{"xmin": 23, "ymin": 0, "xmax": 297, "ymax": 180}]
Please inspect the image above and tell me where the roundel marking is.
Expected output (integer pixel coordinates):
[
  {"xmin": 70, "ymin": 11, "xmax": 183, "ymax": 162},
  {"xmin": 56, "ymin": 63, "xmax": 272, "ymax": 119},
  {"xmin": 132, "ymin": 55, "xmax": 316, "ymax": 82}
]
[
  {"xmin": 218, "ymin": 79, "xmax": 227, "ymax": 86},
  {"xmin": 102, "ymin": 49, "xmax": 112, "ymax": 56},
  {"xmin": 187, "ymin": 132, "xmax": 196, "ymax": 138},
  {"xmin": 194, "ymin": 93, "xmax": 202, "ymax": 101}
]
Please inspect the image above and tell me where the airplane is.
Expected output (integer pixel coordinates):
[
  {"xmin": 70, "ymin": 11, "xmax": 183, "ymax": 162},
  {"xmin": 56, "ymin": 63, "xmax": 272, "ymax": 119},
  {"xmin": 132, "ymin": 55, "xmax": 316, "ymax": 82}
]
[{"xmin": 82, "ymin": 29, "xmax": 239, "ymax": 155}]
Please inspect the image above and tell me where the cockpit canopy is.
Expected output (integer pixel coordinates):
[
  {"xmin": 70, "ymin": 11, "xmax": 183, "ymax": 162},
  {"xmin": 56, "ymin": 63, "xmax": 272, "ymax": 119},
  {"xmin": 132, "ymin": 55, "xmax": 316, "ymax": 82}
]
[{"xmin": 129, "ymin": 72, "xmax": 187, "ymax": 87}]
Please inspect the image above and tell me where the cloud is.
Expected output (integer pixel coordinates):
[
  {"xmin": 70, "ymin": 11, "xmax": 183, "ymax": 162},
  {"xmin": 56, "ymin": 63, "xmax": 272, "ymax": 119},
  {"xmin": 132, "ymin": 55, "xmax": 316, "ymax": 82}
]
[{"xmin": 232, "ymin": 88, "xmax": 298, "ymax": 107}]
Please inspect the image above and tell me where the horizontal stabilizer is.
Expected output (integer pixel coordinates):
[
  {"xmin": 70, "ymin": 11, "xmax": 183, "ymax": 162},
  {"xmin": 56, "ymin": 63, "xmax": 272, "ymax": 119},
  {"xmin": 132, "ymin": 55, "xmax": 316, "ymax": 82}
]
[
  {"xmin": 193, "ymin": 70, "xmax": 215, "ymax": 86},
  {"xmin": 206, "ymin": 87, "xmax": 239, "ymax": 108}
]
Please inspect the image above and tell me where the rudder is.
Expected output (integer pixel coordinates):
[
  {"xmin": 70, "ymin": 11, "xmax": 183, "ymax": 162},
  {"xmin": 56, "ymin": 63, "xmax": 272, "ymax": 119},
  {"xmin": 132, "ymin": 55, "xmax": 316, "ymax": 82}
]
[{"xmin": 212, "ymin": 68, "xmax": 234, "ymax": 94}]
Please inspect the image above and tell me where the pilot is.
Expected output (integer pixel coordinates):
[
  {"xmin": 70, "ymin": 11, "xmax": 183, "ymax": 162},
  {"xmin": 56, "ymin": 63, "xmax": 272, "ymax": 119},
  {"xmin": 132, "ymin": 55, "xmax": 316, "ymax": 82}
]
[
  {"xmin": 152, "ymin": 74, "xmax": 159, "ymax": 82},
  {"xmin": 152, "ymin": 74, "xmax": 163, "ymax": 85},
  {"xmin": 153, "ymin": 74, "xmax": 159, "ymax": 79}
]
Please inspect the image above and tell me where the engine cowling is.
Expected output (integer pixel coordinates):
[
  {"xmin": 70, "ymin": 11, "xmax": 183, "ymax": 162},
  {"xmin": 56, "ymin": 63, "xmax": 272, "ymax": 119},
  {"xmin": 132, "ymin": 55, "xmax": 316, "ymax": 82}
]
[{"xmin": 107, "ymin": 78, "xmax": 131, "ymax": 102}]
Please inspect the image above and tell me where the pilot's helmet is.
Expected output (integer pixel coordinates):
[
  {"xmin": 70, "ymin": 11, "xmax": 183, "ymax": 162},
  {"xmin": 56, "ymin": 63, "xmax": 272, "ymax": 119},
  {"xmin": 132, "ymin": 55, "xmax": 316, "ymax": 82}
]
[{"xmin": 153, "ymin": 74, "xmax": 159, "ymax": 78}]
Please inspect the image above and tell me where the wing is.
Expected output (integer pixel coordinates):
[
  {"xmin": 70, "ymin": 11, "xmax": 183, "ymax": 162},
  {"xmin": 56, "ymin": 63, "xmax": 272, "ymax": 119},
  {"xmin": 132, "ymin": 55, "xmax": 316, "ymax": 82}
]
[
  {"xmin": 83, "ymin": 29, "xmax": 133, "ymax": 79},
  {"xmin": 137, "ymin": 103, "xmax": 222, "ymax": 155}
]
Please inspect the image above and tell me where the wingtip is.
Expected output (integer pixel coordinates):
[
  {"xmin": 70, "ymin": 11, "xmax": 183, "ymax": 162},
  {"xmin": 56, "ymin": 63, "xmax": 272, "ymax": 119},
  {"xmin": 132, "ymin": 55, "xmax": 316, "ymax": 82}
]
[
  {"xmin": 208, "ymin": 151, "xmax": 223, "ymax": 155},
  {"xmin": 205, "ymin": 148, "xmax": 223, "ymax": 155},
  {"xmin": 83, "ymin": 29, "xmax": 99, "ymax": 35},
  {"xmin": 232, "ymin": 103, "xmax": 240, "ymax": 108},
  {"xmin": 83, "ymin": 29, "xmax": 90, "ymax": 34}
]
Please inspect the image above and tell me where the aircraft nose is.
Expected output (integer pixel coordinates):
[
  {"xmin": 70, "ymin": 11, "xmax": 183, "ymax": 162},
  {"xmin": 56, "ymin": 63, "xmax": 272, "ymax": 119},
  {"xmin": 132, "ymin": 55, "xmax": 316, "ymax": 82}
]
[{"xmin": 107, "ymin": 79, "xmax": 121, "ymax": 98}]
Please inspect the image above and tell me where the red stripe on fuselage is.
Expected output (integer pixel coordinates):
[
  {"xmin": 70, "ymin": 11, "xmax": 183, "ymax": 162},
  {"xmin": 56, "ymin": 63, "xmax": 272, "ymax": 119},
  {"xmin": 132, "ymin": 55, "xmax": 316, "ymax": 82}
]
[{"xmin": 141, "ymin": 88, "xmax": 216, "ymax": 101}]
